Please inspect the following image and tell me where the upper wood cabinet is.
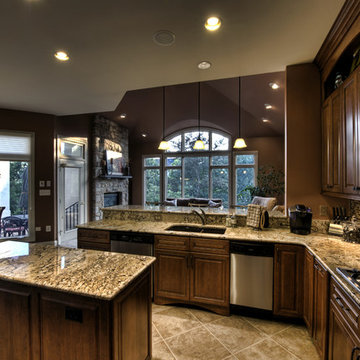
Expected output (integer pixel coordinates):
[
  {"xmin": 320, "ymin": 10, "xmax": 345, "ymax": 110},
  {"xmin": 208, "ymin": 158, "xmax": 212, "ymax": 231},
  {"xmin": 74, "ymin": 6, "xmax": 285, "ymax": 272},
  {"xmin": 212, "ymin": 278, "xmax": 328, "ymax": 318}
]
[
  {"xmin": 322, "ymin": 66, "xmax": 360, "ymax": 198},
  {"xmin": 322, "ymin": 91, "xmax": 342, "ymax": 193}
]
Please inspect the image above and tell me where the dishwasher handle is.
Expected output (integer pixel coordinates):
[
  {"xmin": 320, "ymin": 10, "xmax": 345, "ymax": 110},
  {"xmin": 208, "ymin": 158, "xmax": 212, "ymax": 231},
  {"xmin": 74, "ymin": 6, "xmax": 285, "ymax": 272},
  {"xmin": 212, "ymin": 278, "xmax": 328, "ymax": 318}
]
[{"xmin": 230, "ymin": 242, "xmax": 274, "ymax": 257}]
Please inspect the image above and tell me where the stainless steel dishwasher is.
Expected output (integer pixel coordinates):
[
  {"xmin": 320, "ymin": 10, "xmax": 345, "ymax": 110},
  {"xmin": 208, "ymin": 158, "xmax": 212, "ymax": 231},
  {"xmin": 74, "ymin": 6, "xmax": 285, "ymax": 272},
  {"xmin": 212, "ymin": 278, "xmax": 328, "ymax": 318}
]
[{"xmin": 230, "ymin": 241, "xmax": 274, "ymax": 311}]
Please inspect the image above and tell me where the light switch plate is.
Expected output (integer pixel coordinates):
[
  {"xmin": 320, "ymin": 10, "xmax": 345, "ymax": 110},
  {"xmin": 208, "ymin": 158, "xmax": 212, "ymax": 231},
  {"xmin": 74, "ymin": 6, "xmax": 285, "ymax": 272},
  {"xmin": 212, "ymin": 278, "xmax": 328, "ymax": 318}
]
[
  {"xmin": 35, "ymin": 227, "xmax": 41, "ymax": 232},
  {"xmin": 39, "ymin": 181, "xmax": 45, "ymax": 188},
  {"xmin": 320, "ymin": 205, "xmax": 328, "ymax": 216},
  {"xmin": 45, "ymin": 225, "xmax": 51, "ymax": 232},
  {"xmin": 46, "ymin": 180, "xmax": 51, "ymax": 187}
]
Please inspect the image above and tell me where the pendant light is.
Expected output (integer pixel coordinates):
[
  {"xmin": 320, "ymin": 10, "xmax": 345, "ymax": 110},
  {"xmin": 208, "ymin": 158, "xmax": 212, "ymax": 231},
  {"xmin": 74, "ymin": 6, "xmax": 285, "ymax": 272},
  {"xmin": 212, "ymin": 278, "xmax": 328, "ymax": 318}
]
[
  {"xmin": 233, "ymin": 77, "xmax": 247, "ymax": 149},
  {"xmin": 158, "ymin": 86, "xmax": 170, "ymax": 150},
  {"xmin": 193, "ymin": 82, "xmax": 205, "ymax": 150}
]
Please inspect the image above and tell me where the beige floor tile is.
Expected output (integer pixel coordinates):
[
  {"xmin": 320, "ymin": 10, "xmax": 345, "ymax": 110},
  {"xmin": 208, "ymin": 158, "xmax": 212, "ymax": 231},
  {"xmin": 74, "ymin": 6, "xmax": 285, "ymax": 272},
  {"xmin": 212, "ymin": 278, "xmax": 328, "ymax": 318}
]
[
  {"xmin": 272, "ymin": 325, "xmax": 320, "ymax": 360},
  {"xmin": 189, "ymin": 307, "xmax": 224, "ymax": 324},
  {"xmin": 242, "ymin": 316, "xmax": 292, "ymax": 336},
  {"xmin": 153, "ymin": 306, "xmax": 201, "ymax": 339},
  {"xmin": 166, "ymin": 326, "xmax": 231, "ymax": 360},
  {"xmin": 152, "ymin": 340, "xmax": 176, "ymax": 360},
  {"xmin": 234, "ymin": 338, "xmax": 297, "ymax": 360},
  {"xmin": 206, "ymin": 315, "xmax": 266, "ymax": 353},
  {"xmin": 153, "ymin": 303, "xmax": 171, "ymax": 314},
  {"xmin": 153, "ymin": 325, "xmax": 163, "ymax": 345}
]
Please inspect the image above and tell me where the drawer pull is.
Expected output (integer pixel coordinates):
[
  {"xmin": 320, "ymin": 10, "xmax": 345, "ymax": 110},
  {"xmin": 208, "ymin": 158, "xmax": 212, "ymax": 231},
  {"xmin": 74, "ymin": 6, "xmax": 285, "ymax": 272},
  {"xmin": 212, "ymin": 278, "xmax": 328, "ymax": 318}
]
[{"xmin": 335, "ymin": 297, "xmax": 344, "ymax": 309}]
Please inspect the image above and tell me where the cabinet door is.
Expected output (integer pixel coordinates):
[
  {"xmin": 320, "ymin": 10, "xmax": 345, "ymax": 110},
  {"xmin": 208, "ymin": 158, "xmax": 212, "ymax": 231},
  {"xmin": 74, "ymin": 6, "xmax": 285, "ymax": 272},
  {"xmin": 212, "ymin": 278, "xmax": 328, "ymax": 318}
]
[
  {"xmin": 154, "ymin": 250, "xmax": 189, "ymax": 301},
  {"xmin": 273, "ymin": 244, "xmax": 304, "ymax": 318},
  {"xmin": 343, "ymin": 74, "xmax": 358, "ymax": 194},
  {"xmin": 189, "ymin": 253, "xmax": 229, "ymax": 308},
  {"xmin": 322, "ymin": 91, "xmax": 342, "ymax": 193},
  {"xmin": 328, "ymin": 305, "xmax": 357, "ymax": 360},
  {"xmin": 313, "ymin": 259, "xmax": 329, "ymax": 360},
  {"xmin": 303, "ymin": 249, "xmax": 314, "ymax": 334}
]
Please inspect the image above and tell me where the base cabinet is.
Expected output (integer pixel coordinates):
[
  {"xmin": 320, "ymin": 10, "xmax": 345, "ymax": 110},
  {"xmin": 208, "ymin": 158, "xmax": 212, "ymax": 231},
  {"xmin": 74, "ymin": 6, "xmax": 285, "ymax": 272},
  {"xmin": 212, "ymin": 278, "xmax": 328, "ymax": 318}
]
[
  {"xmin": 78, "ymin": 228, "xmax": 111, "ymax": 251},
  {"xmin": 303, "ymin": 249, "xmax": 314, "ymax": 333},
  {"xmin": 328, "ymin": 277, "xmax": 360, "ymax": 360},
  {"xmin": 0, "ymin": 270, "xmax": 152, "ymax": 360},
  {"xmin": 273, "ymin": 244, "xmax": 304, "ymax": 318},
  {"xmin": 154, "ymin": 235, "xmax": 229, "ymax": 315},
  {"xmin": 313, "ymin": 259, "xmax": 329, "ymax": 360}
]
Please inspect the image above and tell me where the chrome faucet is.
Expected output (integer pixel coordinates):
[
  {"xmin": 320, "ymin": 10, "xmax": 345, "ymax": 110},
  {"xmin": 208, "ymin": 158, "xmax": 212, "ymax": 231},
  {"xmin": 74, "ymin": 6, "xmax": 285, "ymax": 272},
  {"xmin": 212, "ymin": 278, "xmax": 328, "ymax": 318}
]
[{"xmin": 191, "ymin": 208, "xmax": 207, "ymax": 225}]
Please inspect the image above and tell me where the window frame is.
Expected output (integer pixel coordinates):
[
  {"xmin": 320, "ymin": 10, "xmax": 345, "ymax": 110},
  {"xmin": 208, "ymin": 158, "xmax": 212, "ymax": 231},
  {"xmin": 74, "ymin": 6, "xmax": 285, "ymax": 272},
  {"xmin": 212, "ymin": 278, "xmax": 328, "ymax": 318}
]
[
  {"xmin": 0, "ymin": 130, "xmax": 35, "ymax": 241},
  {"xmin": 142, "ymin": 129, "xmax": 258, "ymax": 207},
  {"xmin": 233, "ymin": 151, "xmax": 258, "ymax": 207}
]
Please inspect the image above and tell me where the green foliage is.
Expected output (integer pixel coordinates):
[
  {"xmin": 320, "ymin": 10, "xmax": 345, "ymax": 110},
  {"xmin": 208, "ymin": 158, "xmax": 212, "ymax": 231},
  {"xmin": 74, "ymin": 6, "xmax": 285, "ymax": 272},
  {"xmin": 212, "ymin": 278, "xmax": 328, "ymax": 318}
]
[
  {"xmin": 240, "ymin": 165, "xmax": 284, "ymax": 202},
  {"xmin": 10, "ymin": 162, "xmax": 28, "ymax": 215}
]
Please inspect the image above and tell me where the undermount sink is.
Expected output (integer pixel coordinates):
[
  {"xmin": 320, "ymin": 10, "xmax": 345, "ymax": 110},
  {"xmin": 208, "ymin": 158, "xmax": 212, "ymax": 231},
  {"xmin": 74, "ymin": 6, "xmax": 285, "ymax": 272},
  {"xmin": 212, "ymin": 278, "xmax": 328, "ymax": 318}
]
[{"xmin": 166, "ymin": 224, "xmax": 226, "ymax": 234}]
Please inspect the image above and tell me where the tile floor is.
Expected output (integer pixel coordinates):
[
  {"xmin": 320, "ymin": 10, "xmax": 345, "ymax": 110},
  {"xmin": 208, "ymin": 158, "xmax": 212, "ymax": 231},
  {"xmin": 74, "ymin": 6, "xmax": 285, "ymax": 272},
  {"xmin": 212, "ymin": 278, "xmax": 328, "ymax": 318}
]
[{"xmin": 152, "ymin": 304, "xmax": 320, "ymax": 360}]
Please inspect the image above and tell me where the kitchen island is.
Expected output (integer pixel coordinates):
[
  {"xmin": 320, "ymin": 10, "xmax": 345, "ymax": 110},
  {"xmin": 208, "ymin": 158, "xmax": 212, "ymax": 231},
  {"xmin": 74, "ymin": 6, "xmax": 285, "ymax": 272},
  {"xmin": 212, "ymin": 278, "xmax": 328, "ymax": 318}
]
[{"xmin": 0, "ymin": 241, "xmax": 155, "ymax": 360}]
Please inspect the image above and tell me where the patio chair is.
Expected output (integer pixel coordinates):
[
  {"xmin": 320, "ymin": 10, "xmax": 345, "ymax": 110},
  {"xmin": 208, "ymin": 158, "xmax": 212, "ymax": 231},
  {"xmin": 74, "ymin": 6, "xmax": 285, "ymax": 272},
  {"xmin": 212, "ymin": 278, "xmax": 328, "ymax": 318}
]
[{"xmin": 2, "ymin": 216, "xmax": 27, "ymax": 237}]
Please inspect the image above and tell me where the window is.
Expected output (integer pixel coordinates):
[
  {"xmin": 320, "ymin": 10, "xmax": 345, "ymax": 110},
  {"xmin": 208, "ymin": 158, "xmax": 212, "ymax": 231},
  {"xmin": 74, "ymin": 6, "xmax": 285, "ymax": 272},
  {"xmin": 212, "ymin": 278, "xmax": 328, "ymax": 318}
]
[
  {"xmin": 143, "ymin": 157, "xmax": 161, "ymax": 204},
  {"xmin": 0, "ymin": 132, "xmax": 34, "ymax": 239},
  {"xmin": 143, "ymin": 129, "xmax": 258, "ymax": 207},
  {"xmin": 234, "ymin": 153, "xmax": 258, "ymax": 206}
]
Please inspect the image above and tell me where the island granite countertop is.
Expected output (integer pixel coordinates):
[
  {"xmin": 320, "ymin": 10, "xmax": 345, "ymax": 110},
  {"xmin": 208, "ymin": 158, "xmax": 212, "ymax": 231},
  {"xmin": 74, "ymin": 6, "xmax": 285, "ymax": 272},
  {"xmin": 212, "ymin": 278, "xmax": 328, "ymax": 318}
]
[
  {"xmin": 0, "ymin": 241, "xmax": 155, "ymax": 300},
  {"xmin": 78, "ymin": 219, "xmax": 360, "ymax": 306}
]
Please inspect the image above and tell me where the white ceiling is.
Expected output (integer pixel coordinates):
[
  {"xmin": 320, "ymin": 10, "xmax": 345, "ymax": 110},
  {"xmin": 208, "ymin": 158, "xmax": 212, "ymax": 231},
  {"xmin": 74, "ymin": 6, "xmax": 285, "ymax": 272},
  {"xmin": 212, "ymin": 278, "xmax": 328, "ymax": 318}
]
[{"xmin": 0, "ymin": 0, "xmax": 345, "ymax": 116}]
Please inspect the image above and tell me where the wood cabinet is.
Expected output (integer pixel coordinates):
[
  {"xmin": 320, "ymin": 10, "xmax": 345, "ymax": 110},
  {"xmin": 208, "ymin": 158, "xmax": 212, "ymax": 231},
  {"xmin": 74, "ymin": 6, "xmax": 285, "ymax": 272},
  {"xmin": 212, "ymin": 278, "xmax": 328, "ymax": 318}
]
[
  {"xmin": 322, "ymin": 65, "xmax": 360, "ymax": 198},
  {"xmin": 78, "ymin": 228, "xmax": 110, "ymax": 251},
  {"xmin": 154, "ymin": 235, "xmax": 229, "ymax": 315},
  {"xmin": 303, "ymin": 250, "xmax": 329, "ymax": 360},
  {"xmin": 322, "ymin": 90, "xmax": 342, "ymax": 193},
  {"xmin": 303, "ymin": 249, "xmax": 314, "ymax": 333},
  {"xmin": 313, "ymin": 258, "xmax": 329, "ymax": 360},
  {"xmin": 273, "ymin": 244, "xmax": 304, "ymax": 318},
  {"xmin": 0, "ymin": 269, "xmax": 152, "ymax": 360},
  {"xmin": 328, "ymin": 277, "xmax": 360, "ymax": 360}
]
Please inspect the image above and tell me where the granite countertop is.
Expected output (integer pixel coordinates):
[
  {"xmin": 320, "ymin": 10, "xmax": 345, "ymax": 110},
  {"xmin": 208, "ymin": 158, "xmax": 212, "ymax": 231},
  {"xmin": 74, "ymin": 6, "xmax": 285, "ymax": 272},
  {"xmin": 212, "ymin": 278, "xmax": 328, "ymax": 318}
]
[
  {"xmin": 78, "ymin": 219, "xmax": 360, "ymax": 306},
  {"xmin": 0, "ymin": 241, "xmax": 155, "ymax": 300}
]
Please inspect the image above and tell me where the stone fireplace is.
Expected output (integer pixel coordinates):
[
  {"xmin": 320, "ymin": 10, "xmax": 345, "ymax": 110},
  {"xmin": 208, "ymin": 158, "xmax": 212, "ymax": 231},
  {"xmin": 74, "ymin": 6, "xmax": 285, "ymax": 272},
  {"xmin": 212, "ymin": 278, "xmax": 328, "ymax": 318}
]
[{"xmin": 92, "ymin": 116, "xmax": 129, "ymax": 220}]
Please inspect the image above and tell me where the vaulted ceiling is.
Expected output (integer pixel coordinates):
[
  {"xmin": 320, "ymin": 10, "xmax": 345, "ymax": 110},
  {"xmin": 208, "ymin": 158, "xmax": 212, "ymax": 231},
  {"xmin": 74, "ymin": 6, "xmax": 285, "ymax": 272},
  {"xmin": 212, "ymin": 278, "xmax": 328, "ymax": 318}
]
[{"xmin": 0, "ymin": 0, "xmax": 345, "ymax": 115}]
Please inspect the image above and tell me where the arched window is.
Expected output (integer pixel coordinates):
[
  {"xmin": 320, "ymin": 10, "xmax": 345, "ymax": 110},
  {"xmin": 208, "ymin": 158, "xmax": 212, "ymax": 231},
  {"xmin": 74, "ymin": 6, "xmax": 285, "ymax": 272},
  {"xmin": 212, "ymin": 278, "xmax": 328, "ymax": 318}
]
[{"xmin": 143, "ymin": 129, "xmax": 257, "ymax": 207}]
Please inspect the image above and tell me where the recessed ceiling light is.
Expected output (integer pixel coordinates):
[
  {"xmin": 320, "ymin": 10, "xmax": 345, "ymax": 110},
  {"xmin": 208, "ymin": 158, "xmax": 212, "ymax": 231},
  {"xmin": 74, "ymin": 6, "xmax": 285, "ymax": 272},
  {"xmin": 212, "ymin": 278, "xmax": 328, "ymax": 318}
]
[
  {"xmin": 198, "ymin": 61, "xmax": 211, "ymax": 70},
  {"xmin": 265, "ymin": 104, "xmax": 273, "ymax": 110},
  {"xmin": 153, "ymin": 30, "xmax": 176, "ymax": 46},
  {"xmin": 269, "ymin": 82, "xmax": 279, "ymax": 90},
  {"xmin": 54, "ymin": 51, "xmax": 69, "ymax": 61},
  {"xmin": 205, "ymin": 17, "xmax": 221, "ymax": 31},
  {"xmin": 141, "ymin": 133, "xmax": 147, "ymax": 138},
  {"xmin": 119, "ymin": 113, "xmax": 126, "ymax": 119},
  {"xmin": 262, "ymin": 118, "xmax": 270, "ymax": 123}
]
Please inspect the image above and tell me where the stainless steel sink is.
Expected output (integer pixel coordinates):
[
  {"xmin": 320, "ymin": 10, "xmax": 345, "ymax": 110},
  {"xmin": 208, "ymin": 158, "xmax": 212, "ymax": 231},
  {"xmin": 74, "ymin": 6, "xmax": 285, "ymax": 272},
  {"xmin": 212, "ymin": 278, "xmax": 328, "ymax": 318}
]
[{"xmin": 166, "ymin": 224, "xmax": 226, "ymax": 234}]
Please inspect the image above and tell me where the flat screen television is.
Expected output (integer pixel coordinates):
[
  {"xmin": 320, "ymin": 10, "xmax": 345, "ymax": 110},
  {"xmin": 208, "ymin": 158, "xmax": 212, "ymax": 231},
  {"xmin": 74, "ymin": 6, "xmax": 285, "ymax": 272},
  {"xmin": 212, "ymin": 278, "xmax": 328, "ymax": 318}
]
[{"xmin": 105, "ymin": 150, "xmax": 123, "ymax": 176}]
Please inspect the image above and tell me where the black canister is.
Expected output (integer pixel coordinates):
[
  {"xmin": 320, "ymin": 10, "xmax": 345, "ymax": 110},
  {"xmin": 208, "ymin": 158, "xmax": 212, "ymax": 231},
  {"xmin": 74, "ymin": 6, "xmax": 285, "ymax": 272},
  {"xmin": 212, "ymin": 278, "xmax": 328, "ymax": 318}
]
[{"xmin": 288, "ymin": 204, "xmax": 312, "ymax": 235}]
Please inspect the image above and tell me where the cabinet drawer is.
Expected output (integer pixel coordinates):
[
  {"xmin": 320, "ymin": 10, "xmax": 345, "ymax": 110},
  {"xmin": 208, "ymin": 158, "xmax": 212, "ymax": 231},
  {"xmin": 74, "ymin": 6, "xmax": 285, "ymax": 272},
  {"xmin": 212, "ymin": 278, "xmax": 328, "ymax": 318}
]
[
  {"xmin": 78, "ymin": 229, "xmax": 110, "ymax": 244},
  {"xmin": 155, "ymin": 235, "xmax": 189, "ymax": 251},
  {"xmin": 78, "ymin": 241, "xmax": 111, "ymax": 251},
  {"xmin": 190, "ymin": 238, "xmax": 229, "ymax": 255},
  {"xmin": 330, "ymin": 277, "xmax": 360, "ymax": 334}
]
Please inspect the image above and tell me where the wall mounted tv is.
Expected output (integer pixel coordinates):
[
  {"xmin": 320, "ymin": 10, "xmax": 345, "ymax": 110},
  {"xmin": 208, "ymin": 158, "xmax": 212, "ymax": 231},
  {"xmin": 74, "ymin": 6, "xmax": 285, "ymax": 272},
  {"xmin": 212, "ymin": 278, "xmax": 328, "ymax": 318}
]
[{"xmin": 105, "ymin": 150, "xmax": 123, "ymax": 176}]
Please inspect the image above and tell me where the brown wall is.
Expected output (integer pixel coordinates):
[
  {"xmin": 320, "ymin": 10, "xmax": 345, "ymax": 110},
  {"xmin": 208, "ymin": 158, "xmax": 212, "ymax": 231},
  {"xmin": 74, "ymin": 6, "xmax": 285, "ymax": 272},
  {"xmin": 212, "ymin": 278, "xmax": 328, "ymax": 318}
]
[
  {"xmin": 0, "ymin": 108, "xmax": 56, "ymax": 241},
  {"xmin": 285, "ymin": 63, "xmax": 349, "ymax": 218}
]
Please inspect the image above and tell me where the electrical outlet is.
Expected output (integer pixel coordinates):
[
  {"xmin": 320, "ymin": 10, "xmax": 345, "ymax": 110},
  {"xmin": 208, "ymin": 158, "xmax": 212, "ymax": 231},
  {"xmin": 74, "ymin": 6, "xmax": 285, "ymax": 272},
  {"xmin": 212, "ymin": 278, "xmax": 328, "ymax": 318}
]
[
  {"xmin": 320, "ymin": 205, "xmax": 328, "ymax": 216},
  {"xmin": 45, "ymin": 225, "xmax": 51, "ymax": 232}
]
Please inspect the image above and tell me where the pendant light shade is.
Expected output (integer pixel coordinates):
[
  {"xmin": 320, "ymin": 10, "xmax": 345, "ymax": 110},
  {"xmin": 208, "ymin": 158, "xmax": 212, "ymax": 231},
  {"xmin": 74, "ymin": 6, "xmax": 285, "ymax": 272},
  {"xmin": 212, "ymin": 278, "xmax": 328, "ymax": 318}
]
[
  {"xmin": 233, "ymin": 77, "xmax": 247, "ymax": 149},
  {"xmin": 158, "ymin": 87, "xmax": 170, "ymax": 150},
  {"xmin": 193, "ymin": 82, "xmax": 205, "ymax": 150}
]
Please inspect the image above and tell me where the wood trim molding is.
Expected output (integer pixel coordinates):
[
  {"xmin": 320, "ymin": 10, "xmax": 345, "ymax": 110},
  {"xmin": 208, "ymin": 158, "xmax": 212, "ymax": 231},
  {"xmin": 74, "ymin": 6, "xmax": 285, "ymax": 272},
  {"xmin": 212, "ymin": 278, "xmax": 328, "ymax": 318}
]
[{"xmin": 315, "ymin": 0, "xmax": 360, "ymax": 74}]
